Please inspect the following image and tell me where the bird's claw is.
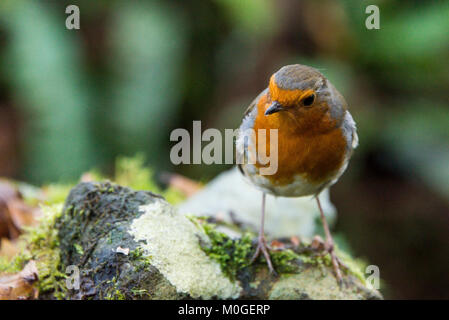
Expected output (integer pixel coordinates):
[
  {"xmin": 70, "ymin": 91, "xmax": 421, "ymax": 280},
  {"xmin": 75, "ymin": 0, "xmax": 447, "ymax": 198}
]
[
  {"xmin": 312, "ymin": 236, "xmax": 346, "ymax": 287},
  {"xmin": 325, "ymin": 243, "xmax": 347, "ymax": 288},
  {"xmin": 251, "ymin": 236, "xmax": 277, "ymax": 275}
]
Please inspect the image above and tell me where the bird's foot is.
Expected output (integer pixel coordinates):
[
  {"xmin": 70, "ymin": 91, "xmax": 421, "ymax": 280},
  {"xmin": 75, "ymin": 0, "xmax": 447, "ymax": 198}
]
[
  {"xmin": 251, "ymin": 235, "xmax": 277, "ymax": 275},
  {"xmin": 312, "ymin": 235, "xmax": 347, "ymax": 287},
  {"xmin": 324, "ymin": 240, "xmax": 345, "ymax": 287}
]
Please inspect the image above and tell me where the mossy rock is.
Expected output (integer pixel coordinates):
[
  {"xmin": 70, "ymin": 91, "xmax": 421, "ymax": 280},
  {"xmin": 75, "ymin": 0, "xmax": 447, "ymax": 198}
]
[{"xmin": 25, "ymin": 182, "xmax": 381, "ymax": 300}]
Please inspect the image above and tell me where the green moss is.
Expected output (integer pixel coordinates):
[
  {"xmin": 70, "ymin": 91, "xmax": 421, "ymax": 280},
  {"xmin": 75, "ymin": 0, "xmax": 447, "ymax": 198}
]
[
  {"xmin": 270, "ymin": 249, "xmax": 301, "ymax": 274},
  {"xmin": 335, "ymin": 248, "xmax": 368, "ymax": 285},
  {"xmin": 130, "ymin": 288, "xmax": 151, "ymax": 298},
  {"xmin": 114, "ymin": 154, "xmax": 186, "ymax": 204},
  {"xmin": 130, "ymin": 247, "xmax": 152, "ymax": 272},
  {"xmin": 199, "ymin": 221, "xmax": 252, "ymax": 280},
  {"xmin": 102, "ymin": 273, "xmax": 153, "ymax": 300},
  {"xmin": 0, "ymin": 251, "xmax": 31, "ymax": 274},
  {"xmin": 14, "ymin": 204, "xmax": 68, "ymax": 299},
  {"xmin": 129, "ymin": 247, "xmax": 144, "ymax": 259},
  {"xmin": 306, "ymin": 231, "xmax": 368, "ymax": 283},
  {"xmin": 115, "ymin": 154, "xmax": 157, "ymax": 191},
  {"xmin": 104, "ymin": 277, "xmax": 126, "ymax": 300},
  {"xmin": 130, "ymin": 205, "xmax": 241, "ymax": 299},
  {"xmin": 0, "ymin": 256, "xmax": 10, "ymax": 273},
  {"xmin": 28, "ymin": 204, "xmax": 67, "ymax": 298},
  {"xmin": 195, "ymin": 219, "xmax": 352, "ymax": 279},
  {"xmin": 286, "ymin": 241, "xmax": 369, "ymax": 284},
  {"xmin": 0, "ymin": 203, "xmax": 66, "ymax": 297},
  {"xmin": 162, "ymin": 187, "xmax": 186, "ymax": 205},
  {"xmin": 42, "ymin": 184, "xmax": 73, "ymax": 206},
  {"xmin": 270, "ymin": 268, "xmax": 369, "ymax": 300},
  {"xmin": 1, "ymin": 155, "xmax": 374, "ymax": 299},
  {"xmin": 73, "ymin": 243, "xmax": 84, "ymax": 255}
]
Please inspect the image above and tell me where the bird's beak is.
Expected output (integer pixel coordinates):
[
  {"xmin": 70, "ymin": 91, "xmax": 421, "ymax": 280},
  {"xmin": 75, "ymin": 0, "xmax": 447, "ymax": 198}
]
[{"xmin": 264, "ymin": 101, "xmax": 284, "ymax": 116}]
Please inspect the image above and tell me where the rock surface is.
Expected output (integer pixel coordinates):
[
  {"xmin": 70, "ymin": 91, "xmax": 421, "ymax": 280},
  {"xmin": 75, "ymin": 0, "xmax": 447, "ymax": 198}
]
[{"xmin": 38, "ymin": 182, "xmax": 381, "ymax": 299}]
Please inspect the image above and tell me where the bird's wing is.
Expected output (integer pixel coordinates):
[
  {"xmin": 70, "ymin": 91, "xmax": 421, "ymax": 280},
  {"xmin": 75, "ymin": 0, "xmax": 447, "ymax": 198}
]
[
  {"xmin": 243, "ymin": 88, "xmax": 268, "ymax": 117},
  {"xmin": 343, "ymin": 111, "xmax": 359, "ymax": 149},
  {"xmin": 237, "ymin": 88, "xmax": 267, "ymax": 177}
]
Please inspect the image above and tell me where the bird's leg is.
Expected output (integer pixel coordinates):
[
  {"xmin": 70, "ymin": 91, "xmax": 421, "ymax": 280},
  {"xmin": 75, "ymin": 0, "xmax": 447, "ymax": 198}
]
[
  {"xmin": 316, "ymin": 196, "xmax": 343, "ymax": 285},
  {"xmin": 251, "ymin": 192, "xmax": 276, "ymax": 274}
]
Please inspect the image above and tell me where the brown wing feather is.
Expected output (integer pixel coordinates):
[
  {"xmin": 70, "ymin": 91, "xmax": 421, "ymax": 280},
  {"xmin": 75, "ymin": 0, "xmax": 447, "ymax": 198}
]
[
  {"xmin": 238, "ymin": 89, "xmax": 267, "ymax": 178},
  {"xmin": 243, "ymin": 88, "xmax": 268, "ymax": 117}
]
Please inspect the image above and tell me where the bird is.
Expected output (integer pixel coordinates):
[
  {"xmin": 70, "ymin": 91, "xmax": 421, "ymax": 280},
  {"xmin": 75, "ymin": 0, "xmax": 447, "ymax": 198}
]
[{"xmin": 236, "ymin": 64, "xmax": 358, "ymax": 284}]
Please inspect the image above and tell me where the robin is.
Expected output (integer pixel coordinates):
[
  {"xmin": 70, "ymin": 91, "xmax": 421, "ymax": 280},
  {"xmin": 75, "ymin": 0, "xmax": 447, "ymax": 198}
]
[{"xmin": 237, "ymin": 64, "xmax": 358, "ymax": 283}]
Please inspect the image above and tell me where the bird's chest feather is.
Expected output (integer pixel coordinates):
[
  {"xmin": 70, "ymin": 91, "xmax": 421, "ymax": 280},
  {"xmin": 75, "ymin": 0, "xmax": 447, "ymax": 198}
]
[{"xmin": 252, "ymin": 96, "xmax": 347, "ymax": 186}]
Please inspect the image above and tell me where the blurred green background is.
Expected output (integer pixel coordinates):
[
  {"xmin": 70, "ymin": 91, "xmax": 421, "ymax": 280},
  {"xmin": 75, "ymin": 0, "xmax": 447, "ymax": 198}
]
[{"xmin": 0, "ymin": 0, "xmax": 448, "ymax": 299}]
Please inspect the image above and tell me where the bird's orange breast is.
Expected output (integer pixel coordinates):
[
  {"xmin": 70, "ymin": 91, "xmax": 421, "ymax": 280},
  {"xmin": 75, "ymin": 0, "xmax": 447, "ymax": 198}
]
[{"xmin": 252, "ymin": 92, "xmax": 347, "ymax": 186}]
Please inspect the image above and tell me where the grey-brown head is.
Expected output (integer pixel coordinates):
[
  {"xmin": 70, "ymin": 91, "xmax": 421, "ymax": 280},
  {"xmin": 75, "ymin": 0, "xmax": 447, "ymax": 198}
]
[{"xmin": 264, "ymin": 64, "xmax": 347, "ymax": 123}]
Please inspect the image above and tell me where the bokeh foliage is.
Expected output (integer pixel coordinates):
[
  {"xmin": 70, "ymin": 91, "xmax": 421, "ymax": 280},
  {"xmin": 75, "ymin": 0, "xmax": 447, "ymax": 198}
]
[{"xmin": 0, "ymin": 0, "xmax": 448, "ymax": 299}]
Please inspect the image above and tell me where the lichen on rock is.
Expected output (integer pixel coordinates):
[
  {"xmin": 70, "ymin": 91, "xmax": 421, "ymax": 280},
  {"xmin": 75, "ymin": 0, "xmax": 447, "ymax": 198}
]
[
  {"xmin": 4, "ymin": 179, "xmax": 381, "ymax": 300},
  {"xmin": 269, "ymin": 269, "xmax": 380, "ymax": 300},
  {"xmin": 129, "ymin": 200, "xmax": 242, "ymax": 299}
]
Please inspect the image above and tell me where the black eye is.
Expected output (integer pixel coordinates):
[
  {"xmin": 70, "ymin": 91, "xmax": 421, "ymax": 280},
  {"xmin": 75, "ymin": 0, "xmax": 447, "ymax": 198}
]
[{"xmin": 303, "ymin": 94, "xmax": 315, "ymax": 106}]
